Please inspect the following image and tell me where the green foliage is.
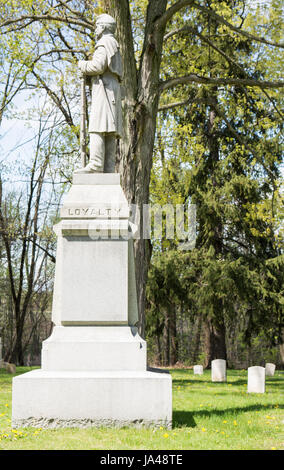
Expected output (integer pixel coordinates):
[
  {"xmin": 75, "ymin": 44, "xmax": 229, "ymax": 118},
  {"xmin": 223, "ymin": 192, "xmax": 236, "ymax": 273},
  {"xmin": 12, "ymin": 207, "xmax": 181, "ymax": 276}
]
[{"xmin": 146, "ymin": 0, "xmax": 283, "ymax": 364}]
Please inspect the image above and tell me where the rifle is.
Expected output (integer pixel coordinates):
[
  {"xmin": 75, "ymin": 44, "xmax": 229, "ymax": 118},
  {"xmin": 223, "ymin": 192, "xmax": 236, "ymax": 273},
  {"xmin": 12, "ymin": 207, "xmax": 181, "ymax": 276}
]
[{"xmin": 80, "ymin": 74, "xmax": 87, "ymax": 168}]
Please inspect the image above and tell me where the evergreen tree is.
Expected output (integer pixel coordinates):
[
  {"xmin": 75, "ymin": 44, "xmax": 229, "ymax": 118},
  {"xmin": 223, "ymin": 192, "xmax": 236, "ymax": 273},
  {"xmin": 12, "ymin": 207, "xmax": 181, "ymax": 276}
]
[{"xmin": 147, "ymin": 0, "xmax": 283, "ymax": 366}]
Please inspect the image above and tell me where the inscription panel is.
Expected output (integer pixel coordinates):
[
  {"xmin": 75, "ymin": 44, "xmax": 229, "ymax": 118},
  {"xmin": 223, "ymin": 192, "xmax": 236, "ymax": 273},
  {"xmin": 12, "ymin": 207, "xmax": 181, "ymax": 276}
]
[
  {"xmin": 60, "ymin": 205, "xmax": 129, "ymax": 219},
  {"xmin": 60, "ymin": 238, "xmax": 128, "ymax": 324}
]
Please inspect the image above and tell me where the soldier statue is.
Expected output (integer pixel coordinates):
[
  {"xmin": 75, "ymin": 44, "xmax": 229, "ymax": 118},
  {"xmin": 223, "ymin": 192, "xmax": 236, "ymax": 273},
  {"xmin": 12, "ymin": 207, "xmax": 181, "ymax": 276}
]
[{"xmin": 75, "ymin": 14, "xmax": 123, "ymax": 174}]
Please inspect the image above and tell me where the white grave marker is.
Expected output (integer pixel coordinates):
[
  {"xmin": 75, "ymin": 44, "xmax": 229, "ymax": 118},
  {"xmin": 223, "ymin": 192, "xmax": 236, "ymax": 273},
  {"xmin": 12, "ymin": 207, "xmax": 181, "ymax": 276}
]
[
  {"xmin": 193, "ymin": 365, "xmax": 203, "ymax": 375},
  {"xmin": 265, "ymin": 363, "xmax": 276, "ymax": 377},
  {"xmin": 247, "ymin": 366, "xmax": 265, "ymax": 393},
  {"xmin": 211, "ymin": 359, "xmax": 226, "ymax": 382}
]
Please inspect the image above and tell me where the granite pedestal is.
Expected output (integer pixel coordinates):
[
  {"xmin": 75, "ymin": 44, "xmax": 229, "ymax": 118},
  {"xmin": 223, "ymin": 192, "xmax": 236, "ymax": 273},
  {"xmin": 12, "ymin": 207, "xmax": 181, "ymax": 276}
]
[{"xmin": 12, "ymin": 173, "xmax": 172, "ymax": 428}]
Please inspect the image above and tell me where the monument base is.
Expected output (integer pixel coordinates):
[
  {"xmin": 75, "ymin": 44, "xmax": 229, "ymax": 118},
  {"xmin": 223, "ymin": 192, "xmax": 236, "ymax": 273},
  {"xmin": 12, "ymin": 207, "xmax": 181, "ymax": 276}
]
[
  {"xmin": 12, "ymin": 368, "xmax": 172, "ymax": 429},
  {"xmin": 12, "ymin": 173, "xmax": 172, "ymax": 428},
  {"xmin": 41, "ymin": 326, "xmax": 147, "ymax": 371}
]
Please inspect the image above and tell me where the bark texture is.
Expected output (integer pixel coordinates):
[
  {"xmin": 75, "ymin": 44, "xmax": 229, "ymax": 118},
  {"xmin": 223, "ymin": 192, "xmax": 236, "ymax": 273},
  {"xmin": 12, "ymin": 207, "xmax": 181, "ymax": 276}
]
[{"xmin": 106, "ymin": 0, "xmax": 168, "ymax": 337}]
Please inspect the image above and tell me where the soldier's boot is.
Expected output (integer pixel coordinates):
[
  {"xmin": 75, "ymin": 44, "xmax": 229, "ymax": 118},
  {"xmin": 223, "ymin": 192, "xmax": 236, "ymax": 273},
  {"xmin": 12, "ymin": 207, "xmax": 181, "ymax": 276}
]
[
  {"xmin": 104, "ymin": 134, "xmax": 116, "ymax": 173},
  {"xmin": 75, "ymin": 132, "xmax": 105, "ymax": 174},
  {"xmin": 74, "ymin": 159, "xmax": 103, "ymax": 174}
]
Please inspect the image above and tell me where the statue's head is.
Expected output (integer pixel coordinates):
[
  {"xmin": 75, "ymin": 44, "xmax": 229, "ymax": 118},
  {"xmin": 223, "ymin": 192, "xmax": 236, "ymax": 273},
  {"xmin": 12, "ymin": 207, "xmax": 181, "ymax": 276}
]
[{"xmin": 96, "ymin": 14, "xmax": 116, "ymax": 38}]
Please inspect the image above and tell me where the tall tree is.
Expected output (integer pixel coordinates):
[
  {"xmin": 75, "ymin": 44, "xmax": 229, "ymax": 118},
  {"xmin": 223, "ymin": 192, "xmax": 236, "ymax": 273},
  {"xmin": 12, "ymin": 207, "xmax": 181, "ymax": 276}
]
[
  {"xmin": 0, "ymin": 0, "xmax": 283, "ymax": 340},
  {"xmin": 147, "ymin": 0, "xmax": 283, "ymax": 364}
]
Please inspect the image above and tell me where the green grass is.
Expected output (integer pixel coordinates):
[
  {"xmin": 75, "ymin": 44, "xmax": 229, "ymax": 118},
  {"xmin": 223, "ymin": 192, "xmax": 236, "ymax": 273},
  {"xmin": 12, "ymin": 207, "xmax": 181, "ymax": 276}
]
[{"xmin": 0, "ymin": 367, "xmax": 283, "ymax": 450}]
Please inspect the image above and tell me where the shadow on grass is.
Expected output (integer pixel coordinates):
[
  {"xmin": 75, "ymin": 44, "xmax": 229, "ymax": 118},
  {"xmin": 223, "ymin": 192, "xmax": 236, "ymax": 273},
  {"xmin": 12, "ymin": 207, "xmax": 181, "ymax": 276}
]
[
  {"xmin": 173, "ymin": 403, "xmax": 284, "ymax": 428},
  {"xmin": 265, "ymin": 377, "xmax": 284, "ymax": 384},
  {"xmin": 173, "ymin": 378, "xmax": 247, "ymax": 387},
  {"xmin": 172, "ymin": 377, "xmax": 283, "ymax": 390},
  {"xmin": 173, "ymin": 411, "xmax": 197, "ymax": 428}
]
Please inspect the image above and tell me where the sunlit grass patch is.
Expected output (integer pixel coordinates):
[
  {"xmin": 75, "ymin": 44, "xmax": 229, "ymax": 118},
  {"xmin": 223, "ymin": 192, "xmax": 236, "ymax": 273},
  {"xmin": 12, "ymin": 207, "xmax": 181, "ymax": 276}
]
[{"xmin": 0, "ymin": 366, "xmax": 283, "ymax": 450}]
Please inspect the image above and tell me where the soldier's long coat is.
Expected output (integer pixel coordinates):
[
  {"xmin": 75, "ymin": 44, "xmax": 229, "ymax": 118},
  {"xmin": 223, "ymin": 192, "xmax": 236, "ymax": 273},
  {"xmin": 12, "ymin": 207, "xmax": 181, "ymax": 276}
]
[{"xmin": 80, "ymin": 34, "xmax": 123, "ymax": 137}]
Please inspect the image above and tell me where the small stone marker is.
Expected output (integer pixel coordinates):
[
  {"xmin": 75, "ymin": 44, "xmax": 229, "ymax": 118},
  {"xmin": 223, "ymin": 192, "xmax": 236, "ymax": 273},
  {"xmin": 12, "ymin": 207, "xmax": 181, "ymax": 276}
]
[
  {"xmin": 193, "ymin": 365, "xmax": 203, "ymax": 375},
  {"xmin": 247, "ymin": 366, "xmax": 265, "ymax": 393},
  {"xmin": 211, "ymin": 359, "xmax": 226, "ymax": 382},
  {"xmin": 265, "ymin": 363, "xmax": 276, "ymax": 377}
]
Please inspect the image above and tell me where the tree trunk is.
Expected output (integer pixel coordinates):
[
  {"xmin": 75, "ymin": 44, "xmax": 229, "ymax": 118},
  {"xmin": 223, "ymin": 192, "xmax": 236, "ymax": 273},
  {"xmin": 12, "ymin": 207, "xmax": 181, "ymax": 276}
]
[
  {"xmin": 169, "ymin": 306, "xmax": 178, "ymax": 365},
  {"xmin": 10, "ymin": 313, "xmax": 25, "ymax": 365},
  {"xmin": 107, "ymin": 0, "xmax": 168, "ymax": 337},
  {"xmin": 163, "ymin": 310, "xmax": 170, "ymax": 366},
  {"xmin": 156, "ymin": 333, "xmax": 162, "ymax": 365},
  {"xmin": 192, "ymin": 314, "xmax": 202, "ymax": 364},
  {"xmin": 204, "ymin": 85, "xmax": 227, "ymax": 367},
  {"xmin": 204, "ymin": 317, "xmax": 227, "ymax": 368}
]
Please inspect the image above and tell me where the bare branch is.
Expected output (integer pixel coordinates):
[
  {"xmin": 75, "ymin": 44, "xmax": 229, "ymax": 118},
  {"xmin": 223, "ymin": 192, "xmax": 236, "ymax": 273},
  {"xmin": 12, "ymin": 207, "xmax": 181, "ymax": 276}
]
[
  {"xmin": 0, "ymin": 13, "xmax": 94, "ymax": 33},
  {"xmin": 155, "ymin": 0, "xmax": 194, "ymax": 29},
  {"xmin": 160, "ymin": 74, "xmax": 284, "ymax": 91},
  {"xmin": 56, "ymin": 0, "xmax": 89, "ymax": 19},
  {"xmin": 17, "ymin": 237, "xmax": 56, "ymax": 263},
  {"xmin": 31, "ymin": 71, "xmax": 75, "ymax": 129}
]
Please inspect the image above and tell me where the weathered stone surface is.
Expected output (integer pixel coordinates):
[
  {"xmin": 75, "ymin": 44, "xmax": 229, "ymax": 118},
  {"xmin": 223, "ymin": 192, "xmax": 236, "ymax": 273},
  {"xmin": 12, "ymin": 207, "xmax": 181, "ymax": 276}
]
[
  {"xmin": 211, "ymin": 359, "xmax": 226, "ymax": 382},
  {"xmin": 12, "ymin": 417, "xmax": 172, "ymax": 429},
  {"xmin": 247, "ymin": 366, "xmax": 265, "ymax": 393},
  {"xmin": 12, "ymin": 369, "xmax": 172, "ymax": 429}
]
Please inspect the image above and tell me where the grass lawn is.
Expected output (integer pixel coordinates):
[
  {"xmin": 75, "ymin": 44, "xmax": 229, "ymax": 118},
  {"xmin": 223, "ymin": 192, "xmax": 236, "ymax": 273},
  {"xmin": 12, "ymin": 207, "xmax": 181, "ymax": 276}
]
[{"xmin": 0, "ymin": 367, "xmax": 283, "ymax": 450}]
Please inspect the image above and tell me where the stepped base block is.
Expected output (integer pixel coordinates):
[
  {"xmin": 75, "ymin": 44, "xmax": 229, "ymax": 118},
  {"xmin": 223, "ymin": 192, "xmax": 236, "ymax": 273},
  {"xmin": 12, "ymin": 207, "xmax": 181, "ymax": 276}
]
[
  {"xmin": 41, "ymin": 326, "xmax": 147, "ymax": 371},
  {"xmin": 12, "ymin": 369, "xmax": 172, "ymax": 429}
]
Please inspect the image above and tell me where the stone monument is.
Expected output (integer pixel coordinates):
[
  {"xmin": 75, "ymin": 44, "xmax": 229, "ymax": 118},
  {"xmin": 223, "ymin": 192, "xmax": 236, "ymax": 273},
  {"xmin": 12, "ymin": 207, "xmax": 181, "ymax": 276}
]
[
  {"xmin": 12, "ymin": 14, "xmax": 172, "ymax": 429},
  {"xmin": 211, "ymin": 359, "xmax": 227, "ymax": 382},
  {"xmin": 247, "ymin": 366, "xmax": 265, "ymax": 393},
  {"xmin": 193, "ymin": 365, "xmax": 203, "ymax": 375},
  {"xmin": 265, "ymin": 363, "xmax": 276, "ymax": 377}
]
